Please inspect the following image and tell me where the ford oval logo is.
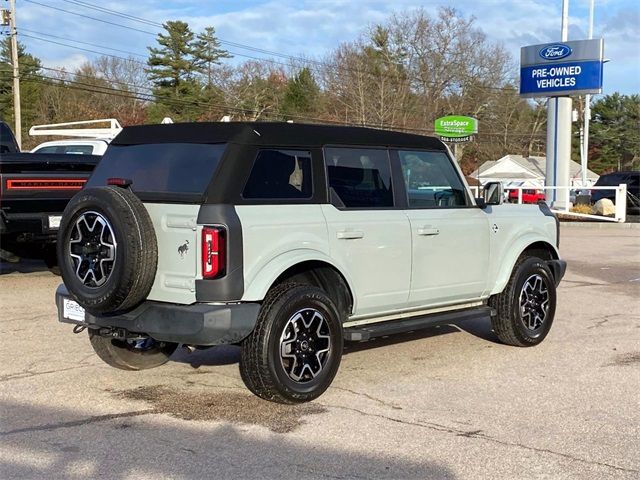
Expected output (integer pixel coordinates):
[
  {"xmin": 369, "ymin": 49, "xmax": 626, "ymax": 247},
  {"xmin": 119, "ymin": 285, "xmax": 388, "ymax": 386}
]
[{"xmin": 539, "ymin": 44, "xmax": 572, "ymax": 60}]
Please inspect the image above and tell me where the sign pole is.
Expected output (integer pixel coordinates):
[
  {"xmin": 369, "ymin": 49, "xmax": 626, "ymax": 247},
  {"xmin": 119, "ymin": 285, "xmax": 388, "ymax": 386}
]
[
  {"xmin": 545, "ymin": 0, "xmax": 572, "ymax": 206},
  {"xmin": 581, "ymin": 0, "xmax": 595, "ymax": 188}
]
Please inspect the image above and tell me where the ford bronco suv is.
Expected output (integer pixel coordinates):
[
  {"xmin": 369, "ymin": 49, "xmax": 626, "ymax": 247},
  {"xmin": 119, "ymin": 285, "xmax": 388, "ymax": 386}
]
[{"xmin": 55, "ymin": 122, "xmax": 566, "ymax": 404}]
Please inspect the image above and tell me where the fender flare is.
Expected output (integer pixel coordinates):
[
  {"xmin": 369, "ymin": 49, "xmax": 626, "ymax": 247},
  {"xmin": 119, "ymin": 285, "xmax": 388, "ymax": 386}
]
[
  {"xmin": 241, "ymin": 248, "xmax": 358, "ymax": 310},
  {"xmin": 490, "ymin": 234, "xmax": 560, "ymax": 296}
]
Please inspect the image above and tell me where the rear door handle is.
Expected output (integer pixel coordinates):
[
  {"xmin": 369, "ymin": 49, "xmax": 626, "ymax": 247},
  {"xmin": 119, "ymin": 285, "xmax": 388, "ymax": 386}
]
[
  {"xmin": 417, "ymin": 226, "xmax": 440, "ymax": 236},
  {"xmin": 337, "ymin": 230, "xmax": 364, "ymax": 240}
]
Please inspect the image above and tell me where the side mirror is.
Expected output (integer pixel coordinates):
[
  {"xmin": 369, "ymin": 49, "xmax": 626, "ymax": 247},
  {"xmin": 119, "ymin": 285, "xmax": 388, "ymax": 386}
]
[{"xmin": 483, "ymin": 182, "xmax": 504, "ymax": 206}]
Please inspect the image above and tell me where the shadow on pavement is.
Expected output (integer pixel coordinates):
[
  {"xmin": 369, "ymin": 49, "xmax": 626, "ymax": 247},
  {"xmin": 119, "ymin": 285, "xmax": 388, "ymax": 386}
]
[
  {"xmin": 172, "ymin": 317, "xmax": 500, "ymax": 369},
  {"xmin": 0, "ymin": 258, "xmax": 51, "ymax": 275},
  {"xmin": 0, "ymin": 399, "xmax": 456, "ymax": 479}
]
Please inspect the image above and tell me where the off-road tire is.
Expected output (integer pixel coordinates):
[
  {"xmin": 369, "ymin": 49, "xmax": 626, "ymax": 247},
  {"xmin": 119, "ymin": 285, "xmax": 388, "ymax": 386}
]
[
  {"xmin": 89, "ymin": 330, "xmax": 177, "ymax": 370},
  {"xmin": 58, "ymin": 186, "xmax": 157, "ymax": 314},
  {"xmin": 240, "ymin": 283, "xmax": 343, "ymax": 404},
  {"xmin": 489, "ymin": 255, "xmax": 556, "ymax": 346}
]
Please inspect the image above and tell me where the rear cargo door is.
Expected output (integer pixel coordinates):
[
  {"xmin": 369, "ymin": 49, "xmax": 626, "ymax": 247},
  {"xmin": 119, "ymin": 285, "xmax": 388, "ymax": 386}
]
[
  {"xmin": 144, "ymin": 203, "xmax": 200, "ymax": 304},
  {"xmin": 85, "ymin": 142, "xmax": 228, "ymax": 305}
]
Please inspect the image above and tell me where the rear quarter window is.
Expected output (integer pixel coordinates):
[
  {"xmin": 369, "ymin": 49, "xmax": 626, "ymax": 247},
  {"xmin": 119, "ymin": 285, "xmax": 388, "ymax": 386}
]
[{"xmin": 87, "ymin": 143, "xmax": 227, "ymax": 200}]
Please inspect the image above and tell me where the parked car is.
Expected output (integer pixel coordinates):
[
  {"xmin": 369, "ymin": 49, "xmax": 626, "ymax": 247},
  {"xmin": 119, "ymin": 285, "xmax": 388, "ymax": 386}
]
[
  {"xmin": 591, "ymin": 171, "xmax": 640, "ymax": 214},
  {"xmin": 55, "ymin": 122, "xmax": 566, "ymax": 403},
  {"xmin": 0, "ymin": 122, "xmax": 100, "ymax": 269},
  {"xmin": 31, "ymin": 139, "xmax": 110, "ymax": 156},
  {"xmin": 1, "ymin": 121, "xmax": 20, "ymax": 154},
  {"xmin": 508, "ymin": 188, "xmax": 546, "ymax": 204}
]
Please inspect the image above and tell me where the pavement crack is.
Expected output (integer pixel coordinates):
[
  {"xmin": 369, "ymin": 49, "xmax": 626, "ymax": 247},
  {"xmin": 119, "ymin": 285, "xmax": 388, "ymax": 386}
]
[
  {"xmin": 0, "ymin": 364, "xmax": 94, "ymax": 383},
  {"xmin": 0, "ymin": 409, "xmax": 154, "ymax": 436},
  {"xmin": 330, "ymin": 386, "xmax": 402, "ymax": 409},
  {"xmin": 320, "ymin": 403, "xmax": 639, "ymax": 475}
]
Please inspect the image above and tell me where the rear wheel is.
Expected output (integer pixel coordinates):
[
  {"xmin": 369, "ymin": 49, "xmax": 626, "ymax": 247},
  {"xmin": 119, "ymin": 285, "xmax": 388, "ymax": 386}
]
[
  {"xmin": 58, "ymin": 186, "xmax": 158, "ymax": 314},
  {"xmin": 89, "ymin": 330, "xmax": 178, "ymax": 370},
  {"xmin": 240, "ymin": 283, "xmax": 343, "ymax": 403},
  {"xmin": 489, "ymin": 256, "xmax": 556, "ymax": 346}
]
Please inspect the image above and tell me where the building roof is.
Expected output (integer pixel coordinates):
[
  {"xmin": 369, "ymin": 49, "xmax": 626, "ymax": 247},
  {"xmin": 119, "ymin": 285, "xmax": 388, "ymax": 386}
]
[
  {"xmin": 470, "ymin": 154, "xmax": 599, "ymax": 180},
  {"xmin": 113, "ymin": 121, "xmax": 448, "ymax": 151}
]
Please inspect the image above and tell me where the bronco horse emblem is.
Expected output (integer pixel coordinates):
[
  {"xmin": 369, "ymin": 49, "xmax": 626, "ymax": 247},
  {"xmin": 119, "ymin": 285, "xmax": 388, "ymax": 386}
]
[{"xmin": 178, "ymin": 240, "xmax": 189, "ymax": 258}]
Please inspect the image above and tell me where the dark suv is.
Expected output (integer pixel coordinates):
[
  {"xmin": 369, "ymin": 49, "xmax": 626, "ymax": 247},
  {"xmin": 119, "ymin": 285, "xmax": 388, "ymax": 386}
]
[{"xmin": 591, "ymin": 171, "xmax": 640, "ymax": 213}]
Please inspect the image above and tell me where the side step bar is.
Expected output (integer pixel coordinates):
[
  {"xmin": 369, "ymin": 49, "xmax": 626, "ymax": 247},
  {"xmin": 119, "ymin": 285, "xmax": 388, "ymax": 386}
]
[{"xmin": 344, "ymin": 306, "xmax": 494, "ymax": 342}]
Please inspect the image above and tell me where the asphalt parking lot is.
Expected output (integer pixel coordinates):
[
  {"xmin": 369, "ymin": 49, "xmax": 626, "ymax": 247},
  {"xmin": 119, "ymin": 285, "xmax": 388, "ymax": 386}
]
[{"xmin": 1, "ymin": 224, "xmax": 638, "ymax": 480}]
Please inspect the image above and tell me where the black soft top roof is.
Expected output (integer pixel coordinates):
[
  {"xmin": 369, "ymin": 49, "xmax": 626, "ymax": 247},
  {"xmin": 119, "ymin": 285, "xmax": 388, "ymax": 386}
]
[{"xmin": 112, "ymin": 121, "xmax": 446, "ymax": 150}]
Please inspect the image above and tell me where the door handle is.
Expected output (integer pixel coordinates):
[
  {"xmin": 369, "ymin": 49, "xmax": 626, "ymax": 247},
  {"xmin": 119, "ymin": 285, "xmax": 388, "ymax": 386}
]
[
  {"xmin": 417, "ymin": 226, "xmax": 440, "ymax": 236},
  {"xmin": 337, "ymin": 230, "xmax": 364, "ymax": 240}
]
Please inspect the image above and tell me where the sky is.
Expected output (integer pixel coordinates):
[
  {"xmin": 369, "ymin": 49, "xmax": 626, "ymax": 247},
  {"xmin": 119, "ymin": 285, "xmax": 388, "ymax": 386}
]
[{"xmin": 10, "ymin": 0, "xmax": 640, "ymax": 96}]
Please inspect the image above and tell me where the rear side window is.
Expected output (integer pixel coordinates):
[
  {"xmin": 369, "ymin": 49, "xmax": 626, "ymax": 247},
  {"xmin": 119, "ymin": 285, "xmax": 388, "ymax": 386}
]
[
  {"xmin": 87, "ymin": 143, "xmax": 226, "ymax": 197},
  {"xmin": 35, "ymin": 145, "xmax": 95, "ymax": 155},
  {"xmin": 243, "ymin": 149, "xmax": 312, "ymax": 200},
  {"xmin": 324, "ymin": 147, "xmax": 394, "ymax": 208},
  {"xmin": 398, "ymin": 150, "xmax": 468, "ymax": 208}
]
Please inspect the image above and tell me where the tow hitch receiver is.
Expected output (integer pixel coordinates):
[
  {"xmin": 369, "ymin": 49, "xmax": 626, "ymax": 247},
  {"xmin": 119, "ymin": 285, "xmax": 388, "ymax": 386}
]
[{"xmin": 89, "ymin": 326, "xmax": 148, "ymax": 341}]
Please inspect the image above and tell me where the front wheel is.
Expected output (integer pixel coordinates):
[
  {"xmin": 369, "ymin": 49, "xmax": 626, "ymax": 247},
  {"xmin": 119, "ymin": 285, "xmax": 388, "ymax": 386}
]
[
  {"xmin": 89, "ymin": 330, "xmax": 178, "ymax": 370},
  {"xmin": 240, "ymin": 283, "xmax": 343, "ymax": 404},
  {"xmin": 489, "ymin": 256, "xmax": 557, "ymax": 346}
]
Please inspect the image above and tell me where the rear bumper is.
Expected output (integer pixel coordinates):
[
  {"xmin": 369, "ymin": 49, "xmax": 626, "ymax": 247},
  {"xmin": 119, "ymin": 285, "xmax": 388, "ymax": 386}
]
[
  {"xmin": 0, "ymin": 211, "xmax": 61, "ymax": 239},
  {"xmin": 546, "ymin": 259, "xmax": 567, "ymax": 287},
  {"xmin": 55, "ymin": 284, "xmax": 260, "ymax": 346}
]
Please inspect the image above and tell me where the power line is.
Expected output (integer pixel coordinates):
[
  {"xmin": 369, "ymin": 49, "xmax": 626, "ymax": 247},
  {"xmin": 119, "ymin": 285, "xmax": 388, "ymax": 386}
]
[
  {"xmin": 19, "ymin": 33, "xmax": 150, "ymax": 66},
  {"xmin": 21, "ymin": 0, "xmax": 158, "ymax": 35},
  {"xmin": 19, "ymin": 28, "xmax": 148, "ymax": 59},
  {"xmin": 26, "ymin": 0, "xmax": 518, "ymax": 95},
  {"xmin": 35, "ymin": 65, "xmax": 154, "ymax": 93},
  {"xmin": 58, "ymin": 0, "xmax": 160, "ymax": 28},
  {"xmin": 22, "ymin": 72, "xmax": 546, "ymax": 140}
]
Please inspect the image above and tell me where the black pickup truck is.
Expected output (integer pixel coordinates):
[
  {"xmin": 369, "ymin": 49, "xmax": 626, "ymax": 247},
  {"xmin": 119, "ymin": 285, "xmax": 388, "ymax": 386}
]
[{"xmin": 0, "ymin": 121, "xmax": 100, "ymax": 268}]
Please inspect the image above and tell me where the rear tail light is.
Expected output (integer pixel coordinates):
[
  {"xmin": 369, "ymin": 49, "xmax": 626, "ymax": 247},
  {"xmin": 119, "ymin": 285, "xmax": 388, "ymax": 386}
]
[
  {"xmin": 5, "ymin": 178, "xmax": 86, "ymax": 190},
  {"xmin": 202, "ymin": 226, "xmax": 226, "ymax": 279}
]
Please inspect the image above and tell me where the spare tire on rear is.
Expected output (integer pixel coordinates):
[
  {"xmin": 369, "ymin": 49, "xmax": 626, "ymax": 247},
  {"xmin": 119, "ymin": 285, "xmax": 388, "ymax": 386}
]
[{"xmin": 57, "ymin": 186, "xmax": 158, "ymax": 314}]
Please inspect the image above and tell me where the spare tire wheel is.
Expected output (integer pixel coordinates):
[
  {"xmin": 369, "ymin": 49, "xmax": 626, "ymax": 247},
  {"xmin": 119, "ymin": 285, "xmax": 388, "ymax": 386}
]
[{"xmin": 57, "ymin": 186, "xmax": 158, "ymax": 314}]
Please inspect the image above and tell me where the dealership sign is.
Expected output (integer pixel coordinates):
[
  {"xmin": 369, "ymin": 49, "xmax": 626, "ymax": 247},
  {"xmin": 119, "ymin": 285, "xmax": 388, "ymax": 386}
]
[
  {"xmin": 434, "ymin": 115, "xmax": 477, "ymax": 142},
  {"xmin": 520, "ymin": 38, "xmax": 604, "ymax": 97}
]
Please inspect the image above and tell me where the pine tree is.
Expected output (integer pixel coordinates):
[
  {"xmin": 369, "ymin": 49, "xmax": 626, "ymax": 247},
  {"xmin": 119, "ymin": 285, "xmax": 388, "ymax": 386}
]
[
  {"xmin": 192, "ymin": 27, "xmax": 231, "ymax": 89},
  {"xmin": 590, "ymin": 93, "xmax": 640, "ymax": 173},
  {"xmin": 146, "ymin": 21, "xmax": 201, "ymax": 121},
  {"xmin": 281, "ymin": 68, "xmax": 320, "ymax": 119},
  {"xmin": 0, "ymin": 38, "xmax": 43, "ymax": 141}
]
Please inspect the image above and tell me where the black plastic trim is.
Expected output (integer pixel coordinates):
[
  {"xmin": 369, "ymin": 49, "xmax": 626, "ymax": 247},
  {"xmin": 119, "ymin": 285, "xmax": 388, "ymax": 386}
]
[
  {"xmin": 546, "ymin": 259, "xmax": 567, "ymax": 287},
  {"xmin": 195, "ymin": 204, "xmax": 244, "ymax": 301},
  {"xmin": 344, "ymin": 306, "xmax": 493, "ymax": 341},
  {"xmin": 56, "ymin": 284, "xmax": 260, "ymax": 346},
  {"xmin": 538, "ymin": 201, "xmax": 560, "ymax": 247}
]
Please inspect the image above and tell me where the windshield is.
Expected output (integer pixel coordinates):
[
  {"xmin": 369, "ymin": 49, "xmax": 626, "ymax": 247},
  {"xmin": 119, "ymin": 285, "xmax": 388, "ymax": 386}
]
[
  {"xmin": 87, "ymin": 143, "xmax": 227, "ymax": 201},
  {"xmin": 594, "ymin": 174, "xmax": 625, "ymax": 187}
]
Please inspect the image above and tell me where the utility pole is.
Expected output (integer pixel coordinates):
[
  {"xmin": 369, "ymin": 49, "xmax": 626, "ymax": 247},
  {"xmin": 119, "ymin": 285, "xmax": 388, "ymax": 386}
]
[
  {"xmin": 545, "ymin": 0, "xmax": 572, "ymax": 207},
  {"xmin": 9, "ymin": 0, "xmax": 21, "ymax": 149},
  {"xmin": 581, "ymin": 0, "xmax": 595, "ymax": 186}
]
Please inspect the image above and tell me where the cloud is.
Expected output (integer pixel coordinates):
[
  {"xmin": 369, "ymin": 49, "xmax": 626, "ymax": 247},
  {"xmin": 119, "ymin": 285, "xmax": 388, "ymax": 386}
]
[
  {"xmin": 14, "ymin": 0, "xmax": 640, "ymax": 94},
  {"xmin": 42, "ymin": 53, "xmax": 90, "ymax": 73}
]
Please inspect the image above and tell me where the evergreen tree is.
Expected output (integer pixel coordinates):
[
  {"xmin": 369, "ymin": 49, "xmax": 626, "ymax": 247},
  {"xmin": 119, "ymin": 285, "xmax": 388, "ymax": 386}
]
[
  {"xmin": 281, "ymin": 68, "xmax": 320, "ymax": 119},
  {"xmin": 0, "ymin": 38, "xmax": 42, "ymax": 140},
  {"xmin": 146, "ymin": 21, "xmax": 201, "ymax": 121},
  {"xmin": 590, "ymin": 93, "xmax": 640, "ymax": 173},
  {"xmin": 192, "ymin": 27, "xmax": 231, "ymax": 88}
]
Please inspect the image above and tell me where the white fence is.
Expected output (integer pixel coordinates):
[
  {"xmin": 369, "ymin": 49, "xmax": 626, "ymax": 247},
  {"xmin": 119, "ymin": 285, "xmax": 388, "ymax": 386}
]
[{"xmin": 469, "ymin": 184, "xmax": 628, "ymax": 223}]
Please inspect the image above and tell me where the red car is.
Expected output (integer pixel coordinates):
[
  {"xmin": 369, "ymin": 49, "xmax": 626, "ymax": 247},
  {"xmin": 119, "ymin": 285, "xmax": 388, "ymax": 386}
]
[{"xmin": 508, "ymin": 189, "xmax": 546, "ymax": 204}]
